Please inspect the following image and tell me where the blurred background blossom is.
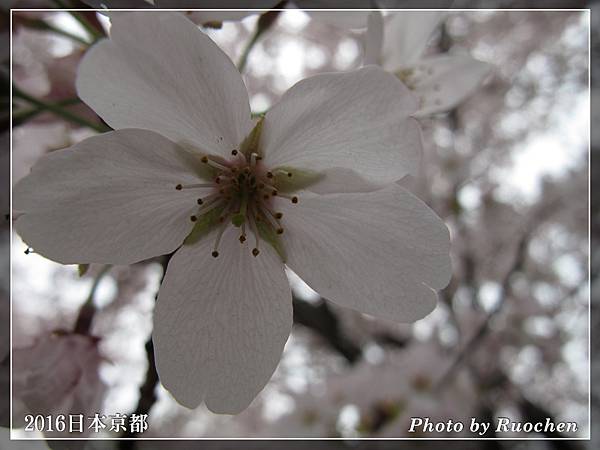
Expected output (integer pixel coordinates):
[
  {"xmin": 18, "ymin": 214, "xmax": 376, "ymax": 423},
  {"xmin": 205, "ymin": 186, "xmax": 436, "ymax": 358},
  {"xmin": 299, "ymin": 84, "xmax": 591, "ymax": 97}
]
[{"xmin": 0, "ymin": 2, "xmax": 594, "ymax": 448}]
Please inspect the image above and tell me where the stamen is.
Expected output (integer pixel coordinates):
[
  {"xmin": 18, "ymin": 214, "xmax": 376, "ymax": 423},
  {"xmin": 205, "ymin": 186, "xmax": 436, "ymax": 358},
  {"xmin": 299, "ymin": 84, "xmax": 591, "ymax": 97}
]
[
  {"xmin": 239, "ymin": 223, "xmax": 247, "ymax": 244},
  {"xmin": 274, "ymin": 169, "xmax": 293, "ymax": 178},
  {"xmin": 248, "ymin": 205, "xmax": 261, "ymax": 257},
  {"xmin": 218, "ymin": 199, "xmax": 237, "ymax": 224},
  {"xmin": 197, "ymin": 198, "xmax": 225, "ymax": 215},
  {"xmin": 197, "ymin": 193, "xmax": 220, "ymax": 207},
  {"xmin": 201, "ymin": 155, "xmax": 231, "ymax": 172},
  {"xmin": 277, "ymin": 193, "xmax": 299, "ymax": 204},
  {"xmin": 259, "ymin": 205, "xmax": 284, "ymax": 235},
  {"xmin": 231, "ymin": 191, "xmax": 248, "ymax": 227},
  {"xmin": 215, "ymin": 175, "xmax": 232, "ymax": 184},
  {"xmin": 260, "ymin": 181, "xmax": 277, "ymax": 192},
  {"xmin": 176, "ymin": 182, "xmax": 214, "ymax": 190},
  {"xmin": 233, "ymin": 150, "xmax": 247, "ymax": 164},
  {"xmin": 211, "ymin": 219, "xmax": 230, "ymax": 258}
]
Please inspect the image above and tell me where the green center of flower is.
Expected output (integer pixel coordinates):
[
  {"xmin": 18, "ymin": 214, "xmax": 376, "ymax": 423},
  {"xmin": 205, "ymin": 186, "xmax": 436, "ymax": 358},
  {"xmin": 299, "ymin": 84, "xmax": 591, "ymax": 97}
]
[{"xmin": 174, "ymin": 118, "xmax": 321, "ymax": 261}]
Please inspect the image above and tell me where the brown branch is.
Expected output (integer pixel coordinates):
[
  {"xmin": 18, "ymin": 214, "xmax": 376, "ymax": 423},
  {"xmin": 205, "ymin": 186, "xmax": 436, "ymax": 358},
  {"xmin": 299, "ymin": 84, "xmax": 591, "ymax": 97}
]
[
  {"xmin": 434, "ymin": 225, "xmax": 533, "ymax": 391},
  {"xmin": 293, "ymin": 297, "xmax": 362, "ymax": 364}
]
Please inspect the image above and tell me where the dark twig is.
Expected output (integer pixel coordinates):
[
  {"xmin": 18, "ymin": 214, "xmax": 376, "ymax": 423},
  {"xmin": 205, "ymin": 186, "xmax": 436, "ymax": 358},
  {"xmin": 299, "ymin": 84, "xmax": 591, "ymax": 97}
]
[
  {"xmin": 118, "ymin": 254, "xmax": 171, "ymax": 448},
  {"xmin": 73, "ymin": 264, "xmax": 112, "ymax": 335},
  {"xmin": 293, "ymin": 296, "xmax": 362, "ymax": 364},
  {"xmin": 434, "ymin": 226, "xmax": 533, "ymax": 391}
]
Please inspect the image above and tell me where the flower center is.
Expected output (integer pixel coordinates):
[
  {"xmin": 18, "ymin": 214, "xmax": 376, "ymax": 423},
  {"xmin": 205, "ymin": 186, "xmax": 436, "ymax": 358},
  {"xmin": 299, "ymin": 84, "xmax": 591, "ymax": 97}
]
[{"xmin": 175, "ymin": 150, "xmax": 298, "ymax": 259}]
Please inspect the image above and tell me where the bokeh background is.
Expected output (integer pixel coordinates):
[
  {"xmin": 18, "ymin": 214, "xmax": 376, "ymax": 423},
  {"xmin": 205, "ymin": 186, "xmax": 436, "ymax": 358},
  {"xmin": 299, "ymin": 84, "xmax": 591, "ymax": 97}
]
[{"xmin": 0, "ymin": 1, "xmax": 596, "ymax": 449}]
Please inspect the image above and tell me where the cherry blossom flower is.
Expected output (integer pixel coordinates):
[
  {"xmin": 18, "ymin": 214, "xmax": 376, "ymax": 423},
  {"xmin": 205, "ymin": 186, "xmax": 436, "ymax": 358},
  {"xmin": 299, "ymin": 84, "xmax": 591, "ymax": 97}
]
[
  {"xmin": 12, "ymin": 332, "xmax": 106, "ymax": 437},
  {"xmin": 13, "ymin": 12, "xmax": 451, "ymax": 413},
  {"xmin": 364, "ymin": 11, "xmax": 492, "ymax": 117},
  {"xmin": 86, "ymin": 1, "xmax": 370, "ymax": 29}
]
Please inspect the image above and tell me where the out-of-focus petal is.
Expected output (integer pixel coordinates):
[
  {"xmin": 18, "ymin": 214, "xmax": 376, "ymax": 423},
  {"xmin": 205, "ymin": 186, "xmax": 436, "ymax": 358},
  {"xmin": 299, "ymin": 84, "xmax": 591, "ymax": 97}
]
[
  {"xmin": 381, "ymin": 11, "xmax": 446, "ymax": 71},
  {"xmin": 279, "ymin": 184, "xmax": 452, "ymax": 323},
  {"xmin": 12, "ymin": 333, "xmax": 106, "ymax": 437},
  {"xmin": 76, "ymin": 12, "xmax": 253, "ymax": 157},
  {"xmin": 261, "ymin": 66, "xmax": 422, "ymax": 190},
  {"xmin": 14, "ymin": 129, "xmax": 202, "ymax": 265},
  {"xmin": 411, "ymin": 54, "xmax": 492, "ymax": 117},
  {"xmin": 304, "ymin": 9, "xmax": 371, "ymax": 29},
  {"xmin": 153, "ymin": 227, "xmax": 292, "ymax": 414},
  {"xmin": 363, "ymin": 11, "xmax": 384, "ymax": 66}
]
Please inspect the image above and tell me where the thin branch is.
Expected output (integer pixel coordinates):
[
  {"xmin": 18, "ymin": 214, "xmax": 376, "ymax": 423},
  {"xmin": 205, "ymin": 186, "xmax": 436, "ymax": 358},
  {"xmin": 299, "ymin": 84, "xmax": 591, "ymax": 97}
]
[
  {"xmin": 52, "ymin": 0, "xmax": 104, "ymax": 43},
  {"xmin": 73, "ymin": 264, "xmax": 112, "ymax": 335},
  {"xmin": 13, "ymin": 85, "xmax": 108, "ymax": 133},
  {"xmin": 20, "ymin": 17, "xmax": 90, "ymax": 46},
  {"xmin": 237, "ymin": 10, "xmax": 281, "ymax": 73},
  {"xmin": 434, "ymin": 226, "xmax": 533, "ymax": 391},
  {"xmin": 118, "ymin": 255, "xmax": 171, "ymax": 447},
  {"xmin": 13, "ymin": 97, "xmax": 82, "ymax": 126}
]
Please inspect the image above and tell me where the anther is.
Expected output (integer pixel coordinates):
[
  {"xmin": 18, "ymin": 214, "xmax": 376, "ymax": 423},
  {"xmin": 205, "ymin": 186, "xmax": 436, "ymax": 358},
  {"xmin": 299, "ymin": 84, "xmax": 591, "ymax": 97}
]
[
  {"xmin": 252, "ymin": 248, "xmax": 260, "ymax": 257},
  {"xmin": 274, "ymin": 169, "xmax": 293, "ymax": 178},
  {"xmin": 239, "ymin": 223, "xmax": 247, "ymax": 244},
  {"xmin": 197, "ymin": 198, "xmax": 203, "ymax": 205},
  {"xmin": 275, "ymin": 212, "xmax": 283, "ymax": 219},
  {"xmin": 212, "ymin": 251, "xmax": 219, "ymax": 258},
  {"xmin": 279, "ymin": 193, "xmax": 299, "ymax": 204},
  {"xmin": 201, "ymin": 156, "xmax": 209, "ymax": 163},
  {"xmin": 175, "ymin": 184, "xmax": 183, "ymax": 190},
  {"xmin": 231, "ymin": 149, "xmax": 238, "ymax": 156},
  {"xmin": 190, "ymin": 215, "xmax": 198, "ymax": 222},
  {"xmin": 276, "ymin": 228, "xmax": 284, "ymax": 235},
  {"xmin": 266, "ymin": 171, "xmax": 273, "ymax": 179}
]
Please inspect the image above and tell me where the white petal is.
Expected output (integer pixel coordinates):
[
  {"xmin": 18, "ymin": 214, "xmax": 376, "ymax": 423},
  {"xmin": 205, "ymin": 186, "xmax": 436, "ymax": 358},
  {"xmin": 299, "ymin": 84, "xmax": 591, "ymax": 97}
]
[
  {"xmin": 305, "ymin": 167, "xmax": 382, "ymax": 195},
  {"xmin": 261, "ymin": 66, "xmax": 422, "ymax": 188},
  {"xmin": 279, "ymin": 184, "xmax": 452, "ymax": 322},
  {"xmin": 153, "ymin": 227, "xmax": 292, "ymax": 413},
  {"xmin": 411, "ymin": 54, "xmax": 492, "ymax": 117},
  {"xmin": 76, "ymin": 12, "xmax": 253, "ymax": 157},
  {"xmin": 13, "ymin": 129, "xmax": 202, "ymax": 265},
  {"xmin": 381, "ymin": 11, "xmax": 446, "ymax": 71},
  {"xmin": 363, "ymin": 11, "xmax": 384, "ymax": 66}
]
